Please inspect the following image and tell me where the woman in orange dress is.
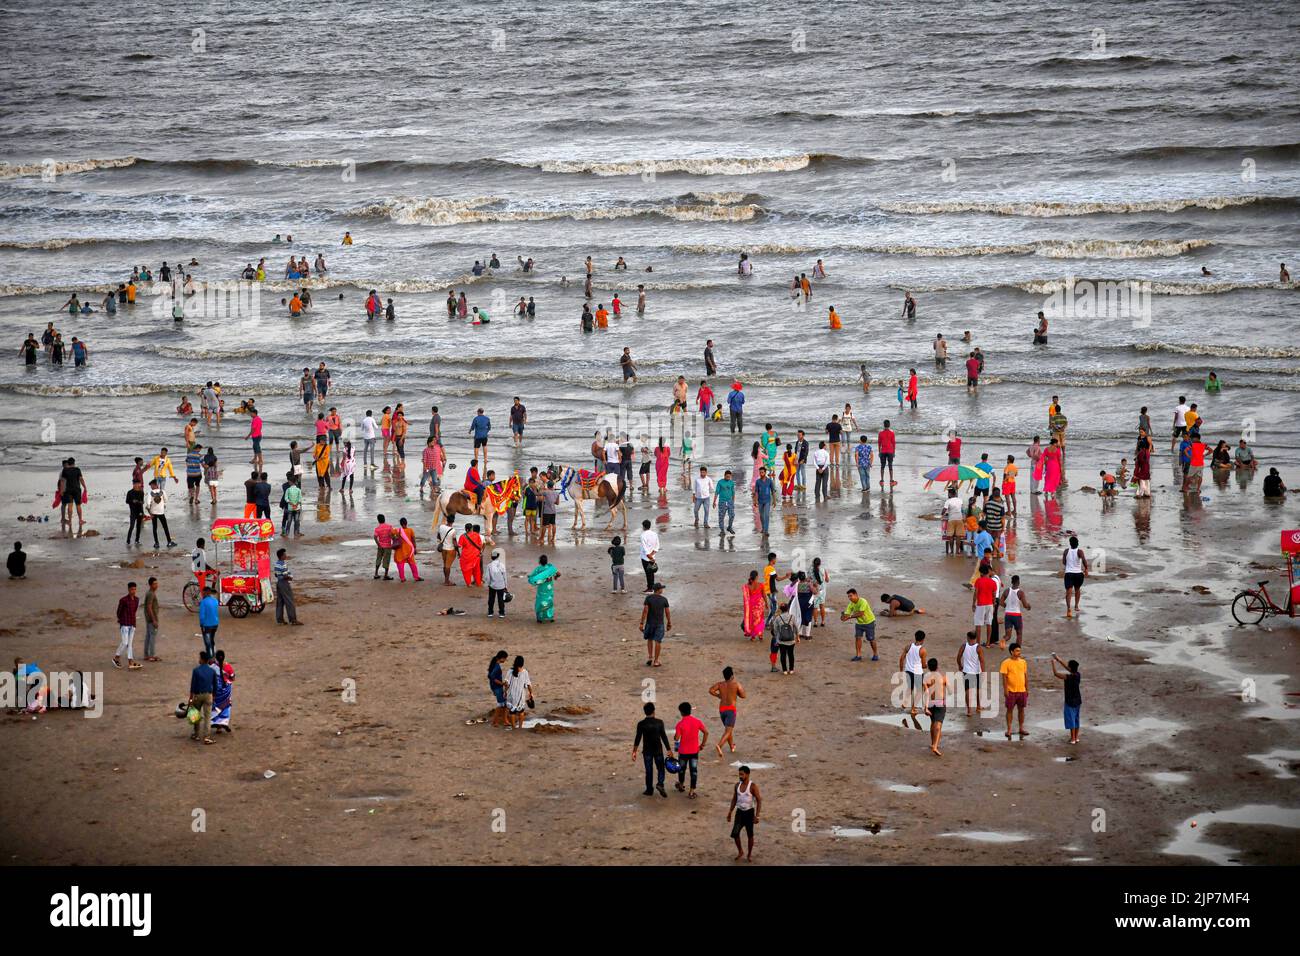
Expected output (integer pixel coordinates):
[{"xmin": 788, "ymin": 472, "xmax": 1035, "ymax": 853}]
[
  {"xmin": 393, "ymin": 517, "xmax": 421, "ymax": 582},
  {"xmin": 742, "ymin": 570, "xmax": 766, "ymax": 640},
  {"xmin": 779, "ymin": 444, "xmax": 797, "ymax": 499}
]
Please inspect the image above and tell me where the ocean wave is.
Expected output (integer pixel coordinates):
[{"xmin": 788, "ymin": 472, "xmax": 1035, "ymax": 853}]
[
  {"xmin": 1135, "ymin": 342, "xmax": 1300, "ymax": 359},
  {"xmin": 0, "ymin": 156, "xmax": 139, "ymax": 179},
  {"xmin": 357, "ymin": 197, "xmax": 761, "ymax": 225},
  {"xmin": 895, "ymin": 277, "xmax": 1296, "ymax": 295},
  {"xmin": 0, "ymin": 237, "xmax": 108, "ymax": 250},
  {"xmin": 532, "ymin": 154, "xmax": 813, "ymax": 176},
  {"xmin": 670, "ymin": 238, "xmax": 1211, "ymax": 259},
  {"xmin": 681, "ymin": 191, "xmax": 758, "ymax": 205},
  {"xmin": 878, "ymin": 195, "xmax": 1284, "ymax": 217}
]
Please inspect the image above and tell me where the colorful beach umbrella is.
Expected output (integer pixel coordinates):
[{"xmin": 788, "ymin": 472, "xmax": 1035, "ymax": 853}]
[{"xmin": 922, "ymin": 464, "xmax": 981, "ymax": 489}]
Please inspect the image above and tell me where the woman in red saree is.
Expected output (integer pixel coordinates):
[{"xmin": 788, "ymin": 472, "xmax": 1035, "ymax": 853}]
[
  {"xmin": 654, "ymin": 437, "xmax": 671, "ymax": 490},
  {"xmin": 742, "ymin": 570, "xmax": 766, "ymax": 640},
  {"xmin": 458, "ymin": 524, "xmax": 484, "ymax": 586},
  {"xmin": 779, "ymin": 445, "xmax": 797, "ymax": 500}
]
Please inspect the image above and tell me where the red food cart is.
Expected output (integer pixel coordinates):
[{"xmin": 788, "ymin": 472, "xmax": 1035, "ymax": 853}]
[{"xmin": 182, "ymin": 517, "xmax": 275, "ymax": 618}]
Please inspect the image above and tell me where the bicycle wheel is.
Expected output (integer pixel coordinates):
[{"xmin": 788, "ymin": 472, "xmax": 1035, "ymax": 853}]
[
  {"xmin": 1231, "ymin": 591, "xmax": 1267, "ymax": 626},
  {"xmin": 182, "ymin": 581, "xmax": 200, "ymax": 613}
]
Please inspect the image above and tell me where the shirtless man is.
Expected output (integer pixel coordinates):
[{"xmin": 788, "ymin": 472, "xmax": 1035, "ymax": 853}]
[
  {"xmin": 923, "ymin": 657, "xmax": 948, "ymax": 756},
  {"xmin": 709, "ymin": 666, "xmax": 746, "ymax": 756}
]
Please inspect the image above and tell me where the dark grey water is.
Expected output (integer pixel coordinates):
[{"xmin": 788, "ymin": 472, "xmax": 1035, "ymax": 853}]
[{"xmin": 1, "ymin": 0, "xmax": 1297, "ymax": 467}]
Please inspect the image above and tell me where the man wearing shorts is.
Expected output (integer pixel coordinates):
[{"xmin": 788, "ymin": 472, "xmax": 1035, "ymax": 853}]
[
  {"xmin": 841, "ymin": 588, "xmax": 877, "ymax": 661},
  {"xmin": 957, "ymin": 630, "xmax": 985, "ymax": 717},
  {"xmin": 469, "ymin": 407, "xmax": 491, "ymax": 471},
  {"xmin": 1170, "ymin": 395, "xmax": 1189, "ymax": 451},
  {"xmin": 972, "ymin": 563, "xmax": 998, "ymax": 644},
  {"xmin": 539, "ymin": 482, "xmax": 559, "ymax": 547},
  {"xmin": 880, "ymin": 593, "xmax": 922, "ymax": 617},
  {"xmin": 709, "ymin": 666, "xmax": 745, "ymax": 756},
  {"xmin": 923, "ymin": 658, "xmax": 948, "ymax": 756},
  {"xmin": 899, "ymin": 630, "xmax": 926, "ymax": 715},
  {"xmin": 639, "ymin": 582, "xmax": 671, "ymax": 667},
  {"xmin": 1001, "ymin": 574, "xmax": 1030, "ymax": 646},
  {"xmin": 727, "ymin": 765, "xmax": 761, "ymax": 862},
  {"xmin": 1000, "ymin": 642, "xmax": 1029, "ymax": 738},
  {"xmin": 1062, "ymin": 535, "xmax": 1088, "ymax": 619},
  {"xmin": 509, "ymin": 397, "xmax": 527, "ymax": 447}
]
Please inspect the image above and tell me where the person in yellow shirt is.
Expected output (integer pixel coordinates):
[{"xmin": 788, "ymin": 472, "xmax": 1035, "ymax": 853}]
[
  {"xmin": 125, "ymin": 281, "xmax": 137, "ymax": 304},
  {"xmin": 342, "ymin": 231, "xmax": 354, "ymax": 245},
  {"xmin": 1184, "ymin": 403, "xmax": 1200, "ymax": 432},
  {"xmin": 827, "ymin": 306, "xmax": 842, "ymax": 330},
  {"xmin": 149, "ymin": 448, "xmax": 178, "ymax": 484},
  {"xmin": 999, "ymin": 642, "xmax": 1029, "ymax": 738},
  {"xmin": 839, "ymin": 587, "xmax": 877, "ymax": 660}
]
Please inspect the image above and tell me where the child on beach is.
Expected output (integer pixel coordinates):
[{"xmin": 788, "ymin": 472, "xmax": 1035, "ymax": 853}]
[
  {"xmin": 1099, "ymin": 470, "xmax": 1118, "ymax": 497},
  {"xmin": 896, "ymin": 381, "xmax": 905, "ymax": 409},
  {"xmin": 1003, "ymin": 455, "xmax": 1018, "ymax": 514},
  {"xmin": 1116, "ymin": 458, "xmax": 1130, "ymax": 488}
]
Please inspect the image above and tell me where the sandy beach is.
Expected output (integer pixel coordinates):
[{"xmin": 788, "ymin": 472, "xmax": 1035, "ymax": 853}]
[{"xmin": 2, "ymin": 422, "xmax": 1297, "ymax": 866}]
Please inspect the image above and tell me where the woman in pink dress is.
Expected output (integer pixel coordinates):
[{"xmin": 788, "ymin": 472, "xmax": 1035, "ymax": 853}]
[
  {"xmin": 741, "ymin": 570, "xmax": 766, "ymax": 640},
  {"xmin": 653, "ymin": 437, "xmax": 671, "ymax": 490},
  {"xmin": 457, "ymin": 292, "xmax": 468, "ymax": 318},
  {"xmin": 1042, "ymin": 438, "xmax": 1063, "ymax": 499}
]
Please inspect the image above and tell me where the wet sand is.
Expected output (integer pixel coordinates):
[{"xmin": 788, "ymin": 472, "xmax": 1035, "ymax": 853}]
[{"xmin": 1, "ymin": 415, "xmax": 1298, "ymax": 866}]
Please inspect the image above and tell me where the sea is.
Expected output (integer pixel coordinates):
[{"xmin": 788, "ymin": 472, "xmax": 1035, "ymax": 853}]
[{"xmin": 1, "ymin": 0, "xmax": 1297, "ymax": 475}]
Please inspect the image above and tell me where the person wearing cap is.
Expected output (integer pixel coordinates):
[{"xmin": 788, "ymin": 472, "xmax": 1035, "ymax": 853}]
[
  {"xmin": 486, "ymin": 550, "xmax": 509, "ymax": 617},
  {"xmin": 726, "ymin": 382, "xmax": 745, "ymax": 434}
]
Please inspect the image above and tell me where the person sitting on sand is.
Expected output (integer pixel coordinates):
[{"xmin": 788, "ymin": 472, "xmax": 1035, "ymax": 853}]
[
  {"xmin": 7, "ymin": 542, "xmax": 26, "ymax": 579},
  {"xmin": 879, "ymin": 593, "xmax": 925, "ymax": 617}
]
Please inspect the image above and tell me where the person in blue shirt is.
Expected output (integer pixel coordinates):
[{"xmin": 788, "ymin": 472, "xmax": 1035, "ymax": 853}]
[
  {"xmin": 469, "ymin": 407, "xmax": 491, "ymax": 471},
  {"xmin": 70, "ymin": 337, "xmax": 89, "ymax": 366},
  {"xmin": 198, "ymin": 588, "xmax": 220, "ymax": 656},
  {"xmin": 853, "ymin": 435, "xmax": 874, "ymax": 491},
  {"xmin": 974, "ymin": 453, "xmax": 995, "ymax": 500},
  {"xmin": 727, "ymin": 385, "xmax": 746, "ymax": 434},
  {"xmin": 972, "ymin": 522, "xmax": 994, "ymax": 565},
  {"xmin": 754, "ymin": 466, "xmax": 776, "ymax": 536},
  {"xmin": 189, "ymin": 650, "xmax": 218, "ymax": 743}
]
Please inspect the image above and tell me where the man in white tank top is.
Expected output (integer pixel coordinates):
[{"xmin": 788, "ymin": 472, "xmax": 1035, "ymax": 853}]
[
  {"xmin": 1001, "ymin": 574, "xmax": 1031, "ymax": 646},
  {"xmin": 1062, "ymin": 535, "xmax": 1089, "ymax": 619},
  {"xmin": 727, "ymin": 766, "xmax": 762, "ymax": 862},
  {"xmin": 898, "ymin": 631, "xmax": 927, "ymax": 717},
  {"xmin": 957, "ymin": 630, "xmax": 986, "ymax": 717}
]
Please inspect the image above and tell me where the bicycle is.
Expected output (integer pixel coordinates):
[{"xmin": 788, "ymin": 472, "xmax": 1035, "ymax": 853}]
[{"xmin": 1231, "ymin": 579, "xmax": 1293, "ymax": 625}]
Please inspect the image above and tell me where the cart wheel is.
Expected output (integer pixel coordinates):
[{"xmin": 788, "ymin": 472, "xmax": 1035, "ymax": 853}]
[
  {"xmin": 250, "ymin": 599, "xmax": 265, "ymax": 614},
  {"xmin": 228, "ymin": 595, "xmax": 250, "ymax": 619},
  {"xmin": 1231, "ymin": 591, "xmax": 1267, "ymax": 626},
  {"xmin": 182, "ymin": 581, "xmax": 200, "ymax": 613}
]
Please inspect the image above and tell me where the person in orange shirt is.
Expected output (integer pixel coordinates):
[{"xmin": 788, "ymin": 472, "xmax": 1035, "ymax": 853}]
[
  {"xmin": 125, "ymin": 281, "xmax": 137, "ymax": 304},
  {"xmin": 799, "ymin": 273, "xmax": 811, "ymax": 300},
  {"xmin": 289, "ymin": 293, "xmax": 303, "ymax": 316},
  {"xmin": 325, "ymin": 408, "xmax": 342, "ymax": 453},
  {"xmin": 595, "ymin": 304, "xmax": 609, "ymax": 328},
  {"xmin": 827, "ymin": 306, "xmax": 842, "ymax": 330}
]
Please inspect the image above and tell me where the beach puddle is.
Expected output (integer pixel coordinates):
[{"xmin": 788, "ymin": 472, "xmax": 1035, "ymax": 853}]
[
  {"xmin": 881, "ymin": 782, "xmax": 926, "ymax": 793},
  {"xmin": 1149, "ymin": 772, "xmax": 1191, "ymax": 784},
  {"xmin": 731, "ymin": 760, "xmax": 775, "ymax": 770},
  {"xmin": 940, "ymin": 831, "xmax": 1030, "ymax": 844},
  {"xmin": 1164, "ymin": 804, "xmax": 1300, "ymax": 865},
  {"xmin": 1245, "ymin": 749, "xmax": 1300, "ymax": 780},
  {"xmin": 825, "ymin": 825, "xmax": 895, "ymax": 838},
  {"xmin": 338, "ymin": 539, "xmax": 376, "ymax": 548}
]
